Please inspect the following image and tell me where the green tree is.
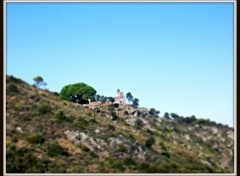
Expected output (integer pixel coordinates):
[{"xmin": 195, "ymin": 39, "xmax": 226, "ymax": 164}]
[
  {"xmin": 126, "ymin": 92, "xmax": 133, "ymax": 103},
  {"xmin": 33, "ymin": 76, "xmax": 47, "ymax": 88},
  {"xmin": 164, "ymin": 112, "xmax": 170, "ymax": 119},
  {"xmin": 100, "ymin": 95, "xmax": 107, "ymax": 103},
  {"xmin": 145, "ymin": 137, "xmax": 155, "ymax": 148},
  {"xmin": 170, "ymin": 113, "xmax": 179, "ymax": 119},
  {"xmin": 60, "ymin": 82, "xmax": 97, "ymax": 101},
  {"xmin": 95, "ymin": 94, "xmax": 101, "ymax": 101},
  {"xmin": 132, "ymin": 98, "xmax": 139, "ymax": 108},
  {"xmin": 149, "ymin": 108, "xmax": 160, "ymax": 117},
  {"xmin": 108, "ymin": 97, "xmax": 115, "ymax": 103}
]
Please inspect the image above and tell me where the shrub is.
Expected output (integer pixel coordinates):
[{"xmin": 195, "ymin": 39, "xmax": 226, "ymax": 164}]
[
  {"xmin": 128, "ymin": 133, "xmax": 135, "ymax": 140},
  {"xmin": 8, "ymin": 75, "xmax": 22, "ymax": 83},
  {"xmin": 27, "ymin": 133, "xmax": 45, "ymax": 144},
  {"xmin": 107, "ymin": 106, "xmax": 114, "ymax": 111},
  {"xmin": 22, "ymin": 116, "xmax": 31, "ymax": 121},
  {"xmin": 110, "ymin": 161, "xmax": 124, "ymax": 170},
  {"xmin": 73, "ymin": 117, "xmax": 89, "ymax": 129},
  {"xmin": 145, "ymin": 137, "xmax": 155, "ymax": 148},
  {"xmin": 113, "ymin": 103, "xmax": 119, "ymax": 108},
  {"xmin": 47, "ymin": 142, "xmax": 67, "ymax": 157},
  {"xmin": 161, "ymin": 151, "xmax": 170, "ymax": 158},
  {"xmin": 123, "ymin": 157, "xmax": 136, "ymax": 166},
  {"xmin": 149, "ymin": 108, "xmax": 160, "ymax": 117},
  {"xmin": 81, "ymin": 144, "xmax": 90, "ymax": 152},
  {"xmin": 196, "ymin": 118, "xmax": 207, "ymax": 125},
  {"xmin": 53, "ymin": 92, "xmax": 59, "ymax": 96},
  {"xmin": 138, "ymin": 163, "xmax": 150, "ymax": 171},
  {"xmin": 34, "ymin": 96, "xmax": 41, "ymax": 102},
  {"xmin": 15, "ymin": 103, "xmax": 23, "ymax": 110},
  {"xmin": 159, "ymin": 142, "xmax": 167, "ymax": 151},
  {"xmin": 89, "ymin": 151, "xmax": 98, "ymax": 158},
  {"xmin": 108, "ymin": 124, "xmax": 115, "ymax": 131},
  {"xmin": 136, "ymin": 119, "xmax": 143, "ymax": 128},
  {"xmin": 7, "ymin": 83, "xmax": 19, "ymax": 93},
  {"xmin": 146, "ymin": 128, "xmax": 154, "ymax": 134},
  {"xmin": 6, "ymin": 144, "xmax": 41, "ymax": 173},
  {"xmin": 116, "ymin": 144, "xmax": 127, "ymax": 153},
  {"xmin": 110, "ymin": 111, "xmax": 118, "ymax": 121},
  {"xmin": 55, "ymin": 111, "xmax": 72, "ymax": 123},
  {"xmin": 37, "ymin": 104, "xmax": 50, "ymax": 115}
]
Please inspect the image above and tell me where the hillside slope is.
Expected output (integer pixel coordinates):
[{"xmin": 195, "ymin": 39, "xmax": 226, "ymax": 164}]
[{"xmin": 6, "ymin": 75, "xmax": 234, "ymax": 173}]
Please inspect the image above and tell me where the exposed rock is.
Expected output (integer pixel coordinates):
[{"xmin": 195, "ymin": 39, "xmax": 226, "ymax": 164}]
[
  {"xmin": 95, "ymin": 129, "xmax": 100, "ymax": 133},
  {"xmin": 16, "ymin": 126, "xmax": 23, "ymax": 133},
  {"xmin": 184, "ymin": 134, "xmax": 190, "ymax": 141},
  {"xmin": 83, "ymin": 104, "xmax": 89, "ymax": 108},
  {"xmin": 79, "ymin": 132, "xmax": 89, "ymax": 141},
  {"xmin": 109, "ymin": 137, "xmax": 122, "ymax": 147},
  {"xmin": 201, "ymin": 159, "xmax": 212, "ymax": 167},
  {"xmin": 125, "ymin": 118, "xmax": 136, "ymax": 126},
  {"xmin": 227, "ymin": 131, "xmax": 234, "ymax": 139},
  {"xmin": 212, "ymin": 127, "xmax": 218, "ymax": 134}
]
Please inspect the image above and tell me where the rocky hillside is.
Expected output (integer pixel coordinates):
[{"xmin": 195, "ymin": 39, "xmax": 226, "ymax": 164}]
[{"xmin": 6, "ymin": 75, "xmax": 234, "ymax": 173}]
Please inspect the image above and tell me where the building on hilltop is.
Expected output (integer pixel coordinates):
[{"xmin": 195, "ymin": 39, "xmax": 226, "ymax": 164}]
[{"xmin": 114, "ymin": 88, "xmax": 126, "ymax": 104}]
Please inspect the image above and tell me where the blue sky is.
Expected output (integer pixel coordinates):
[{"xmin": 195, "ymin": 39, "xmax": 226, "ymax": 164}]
[{"xmin": 6, "ymin": 2, "xmax": 234, "ymax": 126}]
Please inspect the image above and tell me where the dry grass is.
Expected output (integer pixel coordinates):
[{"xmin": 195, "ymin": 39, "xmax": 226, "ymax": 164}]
[
  {"xmin": 56, "ymin": 138, "xmax": 81, "ymax": 155},
  {"xmin": 15, "ymin": 139, "xmax": 28, "ymax": 148}
]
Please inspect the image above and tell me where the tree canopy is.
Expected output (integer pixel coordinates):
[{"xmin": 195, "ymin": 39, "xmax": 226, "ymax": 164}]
[
  {"xmin": 149, "ymin": 108, "xmax": 160, "ymax": 117},
  {"xmin": 60, "ymin": 83, "xmax": 97, "ymax": 101},
  {"xmin": 132, "ymin": 98, "xmax": 139, "ymax": 108},
  {"xmin": 126, "ymin": 92, "xmax": 133, "ymax": 103},
  {"xmin": 33, "ymin": 76, "xmax": 47, "ymax": 88}
]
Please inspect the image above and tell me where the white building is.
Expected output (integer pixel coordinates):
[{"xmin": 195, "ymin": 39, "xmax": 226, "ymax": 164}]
[{"xmin": 114, "ymin": 88, "xmax": 126, "ymax": 104}]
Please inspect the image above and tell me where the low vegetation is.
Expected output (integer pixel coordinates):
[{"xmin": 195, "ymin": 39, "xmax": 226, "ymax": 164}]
[{"xmin": 6, "ymin": 75, "xmax": 234, "ymax": 173}]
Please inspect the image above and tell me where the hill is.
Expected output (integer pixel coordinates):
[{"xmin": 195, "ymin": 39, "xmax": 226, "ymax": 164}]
[{"xmin": 6, "ymin": 75, "xmax": 234, "ymax": 173}]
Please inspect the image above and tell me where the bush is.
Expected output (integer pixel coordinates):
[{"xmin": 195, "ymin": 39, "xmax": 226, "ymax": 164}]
[
  {"xmin": 149, "ymin": 108, "xmax": 160, "ymax": 117},
  {"xmin": 7, "ymin": 83, "xmax": 19, "ymax": 93},
  {"xmin": 81, "ymin": 144, "xmax": 90, "ymax": 152},
  {"xmin": 27, "ymin": 133, "xmax": 45, "ymax": 144},
  {"xmin": 161, "ymin": 151, "xmax": 170, "ymax": 158},
  {"xmin": 107, "ymin": 106, "xmax": 114, "ymax": 111},
  {"xmin": 6, "ymin": 144, "xmax": 44, "ymax": 173},
  {"xmin": 89, "ymin": 151, "xmax": 98, "ymax": 158},
  {"xmin": 15, "ymin": 103, "xmax": 23, "ymax": 110},
  {"xmin": 145, "ymin": 137, "xmax": 155, "ymax": 148},
  {"xmin": 53, "ymin": 92, "xmax": 59, "ymax": 96},
  {"xmin": 196, "ymin": 118, "xmax": 207, "ymax": 125},
  {"xmin": 73, "ymin": 117, "xmax": 89, "ymax": 129},
  {"xmin": 138, "ymin": 163, "xmax": 150, "ymax": 171},
  {"xmin": 123, "ymin": 157, "xmax": 136, "ymax": 166},
  {"xmin": 113, "ymin": 103, "xmax": 119, "ymax": 108},
  {"xmin": 116, "ymin": 144, "xmax": 127, "ymax": 153},
  {"xmin": 108, "ymin": 124, "xmax": 115, "ymax": 131},
  {"xmin": 146, "ymin": 128, "xmax": 154, "ymax": 134},
  {"xmin": 136, "ymin": 119, "xmax": 143, "ymax": 126},
  {"xmin": 47, "ymin": 142, "xmax": 68, "ymax": 157},
  {"xmin": 37, "ymin": 104, "xmax": 50, "ymax": 115},
  {"xmin": 110, "ymin": 161, "xmax": 124, "ymax": 170},
  {"xmin": 110, "ymin": 111, "xmax": 118, "ymax": 121},
  {"xmin": 7, "ymin": 75, "xmax": 22, "ymax": 84},
  {"xmin": 159, "ymin": 142, "xmax": 167, "ymax": 151},
  {"xmin": 55, "ymin": 111, "xmax": 72, "ymax": 123}
]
